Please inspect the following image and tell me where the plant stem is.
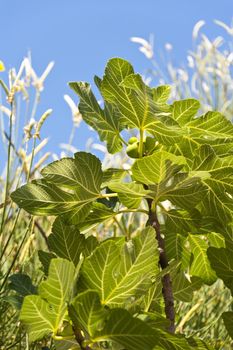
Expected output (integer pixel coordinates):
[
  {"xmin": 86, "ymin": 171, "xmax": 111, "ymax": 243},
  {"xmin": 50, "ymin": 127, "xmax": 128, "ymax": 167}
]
[
  {"xmin": 1, "ymin": 102, "xmax": 13, "ymax": 233},
  {"xmin": 138, "ymin": 128, "xmax": 144, "ymax": 158},
  {"xmin": 147, "ymin": 198, "xmax": 175, "ymax": 333},
  {"xmin": 73, "ymin": 325, "xmax": 91, "ymax": 350},
  {"xmin": 0, "ymin": 217, "xmax": 33, "ymax": 292}
]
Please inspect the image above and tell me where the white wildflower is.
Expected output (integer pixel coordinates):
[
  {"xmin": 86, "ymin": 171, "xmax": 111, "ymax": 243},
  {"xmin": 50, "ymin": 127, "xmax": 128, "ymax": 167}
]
[
  {"xmin": 34, "ymin": 109, "xmax": 53, "ymax": 139},
  {"xmin": 227, "ymin": 52, "xmax": 233, "ymax": 64},
  {"xmin": 187, "ymin": 55, "xmax": 195, "ymax": 68},
  {"xmin": 177, "ymin": 69, "xmax": 188, "ymax": 82},
  {"xmin": 60, "ymin": 143, "xmax": 78, "ymax": 154},
  {"xmin": 142, "ymin": 75, "xmax": 152, "ymax": 85},
  {"xmin": 202, "ymin": 81, "xmax": 210, "ymax": 93},
  {"xmin": 201, "ymin": 34, "xmax": 213, "ymax": 50},
  {"xmin": 64, "ymin": 94, "xmax": 82, "ymax": 127},
  {"xmin": 92, "ymin": 143, "xmax": 107, "ymax": 153},
  {"xmin": 130, "ymin": 36, "xmax": 153, "ymax": 59},
  {"xmin": 192, "ymin": 20, "xmax": 205, "ymax": 40},
  {"xmin": 0, "ymin": 105, "xmax": 16, "ymax": 123},
  {"xmin": 191, "ymin": 74, "xmax": 198, "ymax": 94},
  {"xmin": 214, "ymin": 19, "xmax": 233, "ymax": 36},
  {"xmin": 165, "ymin": 43, "xmax": 173, "ymax": 51},
  {"xmin": 23, "ymin": 118, "xmax": 36, "ymax": 141},
  {"xmin": 213, "ymin": 36, "xmax": 224, "ymax": 48},
  {"xmin": 32, "ymin": 61, "xmax": 54, "ymax": 92}
]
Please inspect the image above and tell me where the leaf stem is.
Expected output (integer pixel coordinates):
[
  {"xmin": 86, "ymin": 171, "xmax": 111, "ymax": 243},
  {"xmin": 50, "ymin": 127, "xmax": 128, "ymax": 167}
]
[
  {"xmin": 147, "ymin": 198, "xmax": 175, "ymax": 333},
  {"xmin": 100, "ymin": 192, "xmax": 118, "ymax": 198},
  {"xmin": 118, "ymin": 208, "xmax": 148, "ymax": 215},
  {"xmin": 138, "ymin": 128, "xmax": 144, "ymax": 158}
]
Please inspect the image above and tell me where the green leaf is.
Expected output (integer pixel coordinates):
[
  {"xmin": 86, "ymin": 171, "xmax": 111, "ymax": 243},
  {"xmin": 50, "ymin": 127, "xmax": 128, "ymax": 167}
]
[
  {"xmin": 20, "ymin": 258, "xmax": 75, "ymax": 342},
  {"xmin": 162, "ymin": 175, "xmax": 205, "ymax": 211},
  {"xmin": 38, "ymin": 250, "xmax": 56, "ymax": 275},
  {"xmin": 172, "ymin": 99, "xmax": 200, "ymax": 126},
  {"xmin": 143, "ymin": 262, "xmax": 178, "ymax": 312},
  {"xmin": 152, "ymin": 85, "xmax": 171, "ymax": 105},
  {"xmin": 222, "ymin": 312, "xmax": 233, "ymax": 339},
  {"xmin": 11, "ymin": 152, "xmax": 103, "ymax": 224},
  {"xmin": 187, "ymin": 111, "xmax": 233, "ymax": 141},
  {"xmin": 77, "ymin": 202, "xmax": 115, "ymax": 231},
  {"xmin": 192, "ymin": 145, "xmax": 233, "ymax": 224},
  {"xmin": 207, "ymin": 247, "xmax": 233, "ymax": 293},
  {"xmin": 93, "ymin": 308, "xmax": 159, "ymax": 350},
  {"xmin": 188, "ymin": 235, "xmax": 216, "ymax": 285},
  {"xmin": 156, "ymin": 331, "xmax": 215, "ymax": 350},
  {"xmin": 132, "ymin": 150, "xmax": 186, "ymax": 185},
  {"xmin": 20, "ymin": 295, "xmax": 56, "ymax": 342},
  {"xmin": 102, "ymin": 168, "xmax": 127, "ymax": 187},
  {"xmin": 172, "ymin": 272, "xmax": 202, "ymax": 302},
  {"xmin": 165, "ymin": 232, "xmax": 185, "ymax": 262},
  {"xmin": 171, "ymin": 111, "xmax": 233, "ymax": 161},
  {"xmin": 70, "ymin": 290, "xmax": 107, "ymax": 337},
  {"xmin": 8, "ymin": 274, "xmax": 37, "ymax": 296},
  {"xmin": 48, "ymin": 217, "xmax": 97, "ymax": 265},
  {"xmin": 3, "ymin": 295, "xmax": 23, "ymax": 310},
  {"xmin": 207, "ymin": 232, "xmax": 225, "ymax": 248},
  {"xmin": 69, "ymin": 81, "xmax": 123, "ymax": 153},
  {"xmin": 100, "ymin": 58, "xmax": 182, "ymax": 145},
  {"xmin": 79, "ymin": 227, "xmax": 159, "ymax": 307},
  {"xmin": 41, "ymin": 152, "xmax": 102, "ymax": 189},
  {"xmin": 164, "ymin": 209, "xmax": 201, "ymax": 235},
  {"xmin": 54, "ymin": 338, "xmax": 80, "ymax": 350},
  {"xmin": 108, "ymin": 182, "xmax": 151, "ymax": 208}
]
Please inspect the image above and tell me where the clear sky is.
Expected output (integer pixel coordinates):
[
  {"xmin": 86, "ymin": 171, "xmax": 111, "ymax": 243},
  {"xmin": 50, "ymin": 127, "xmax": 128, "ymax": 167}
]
[{"xmin": 0, "ymin": 0, "xmax": 233, "ymax": 158}]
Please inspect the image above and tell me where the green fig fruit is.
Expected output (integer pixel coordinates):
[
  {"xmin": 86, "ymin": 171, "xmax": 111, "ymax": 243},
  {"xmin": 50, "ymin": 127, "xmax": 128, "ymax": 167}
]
[
  {"xmin": 128, "ymin": 136, "xmax": 138, "ymax": 145},
  {"xmin": 126, "ymin": 142, "xmax": 140, "ymax": 158}
]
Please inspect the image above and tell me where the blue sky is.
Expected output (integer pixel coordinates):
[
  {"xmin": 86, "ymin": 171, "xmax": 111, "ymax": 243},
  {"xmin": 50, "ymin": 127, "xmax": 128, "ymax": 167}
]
[{"xmin": 0, "ymin": 0, "xmax": 232, "ymax": 158}]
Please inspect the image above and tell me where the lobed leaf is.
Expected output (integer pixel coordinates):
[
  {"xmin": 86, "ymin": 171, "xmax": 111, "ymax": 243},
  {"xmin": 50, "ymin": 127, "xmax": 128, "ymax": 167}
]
[
  {"xmin": 79, "ymin": 227, "xmax": 159, "ymax": 307},
  {"xmin": 188, "ymin": 235, "xmax": 216, "ymax": 285},
  {"xmin": 11, "ymin": 152, "xmax": 103, "ymax": 224},
  {"xmin": 20, "ymin": 258, "xmax": 75, "ymax": 342}
]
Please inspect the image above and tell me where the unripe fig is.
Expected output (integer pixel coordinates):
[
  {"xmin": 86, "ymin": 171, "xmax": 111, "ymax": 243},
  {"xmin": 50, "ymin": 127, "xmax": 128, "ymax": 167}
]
[
  {"xmin": 128, "ymin": 136, "xmax": 138, "ymax": 145},
  {"xmin": 126, "ymin": 142, "xmax": 140, "ymax": 158}
]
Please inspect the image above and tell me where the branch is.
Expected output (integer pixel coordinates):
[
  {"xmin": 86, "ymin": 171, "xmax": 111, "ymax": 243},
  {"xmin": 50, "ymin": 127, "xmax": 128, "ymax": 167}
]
[
  {"xmin": 73, "ymin": 325, "xmax": 92, "ymax": 350},
  {"xmin": 147, "ymin": 198, "xmax": 175, "ymax": 333}
]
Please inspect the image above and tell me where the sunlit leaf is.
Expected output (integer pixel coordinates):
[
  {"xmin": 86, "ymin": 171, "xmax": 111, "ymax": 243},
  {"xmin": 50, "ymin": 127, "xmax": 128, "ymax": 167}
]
[
  {"xmin": 172, "ymin": 99, "xmax": 200, "ymax": 126},
  {"xmin": 108, "ymin": 182, "xmax": 151, "ymax": 208},
  {"xmin": 93, "ymin": 308, "xmax": 159, "ymax": 350},
  {"xmin": 79, "ymin": 227, "xmax": 159, "ymax": 307},
  {"xmin": 70, "ymin": 290, "xmax": 107, "ymax": 338},
  {"xmin": 69, "ymin": 81, "xmax": 123, "ymax": 153},
  {"xmin": 20, "ymin": 259, "xmax": 75, "ymax": 342},
  {"xmin": 132, "ymin": 150, "xmax": 186, "ymax": 185},
  {"xmin": 188, "ymin": 235, "xmax": 216, "ymax": 285},
  {"xmin": 100, "ymin": 58, "xmax": 183, "ymax": 145},
  {"xmin": 11, "ymin": 152, "xmax": 103, "ymax": 224}
]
